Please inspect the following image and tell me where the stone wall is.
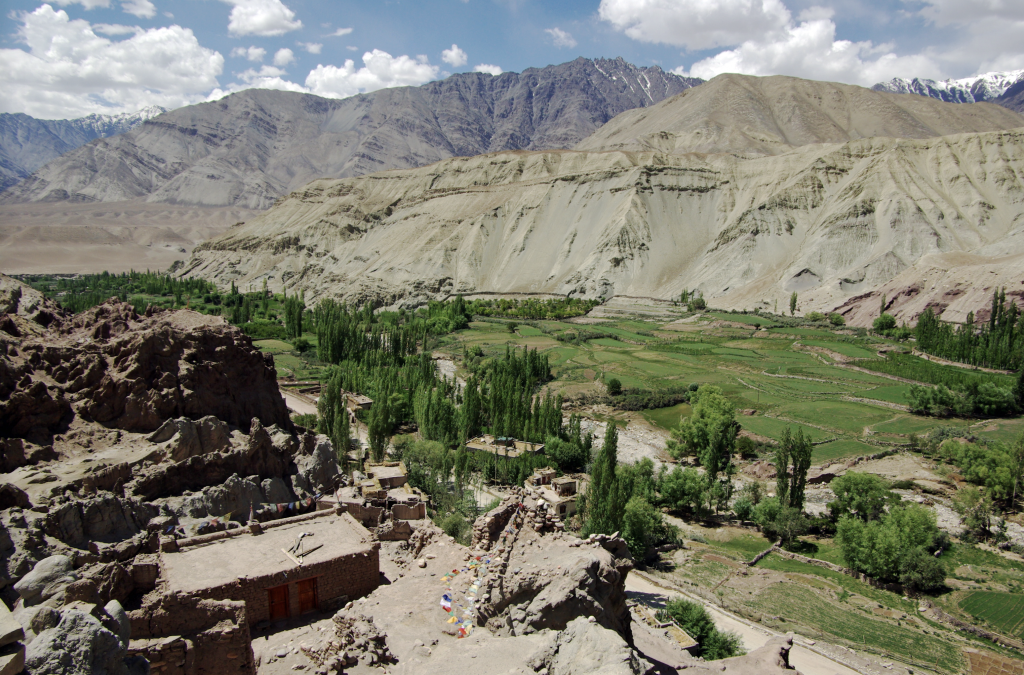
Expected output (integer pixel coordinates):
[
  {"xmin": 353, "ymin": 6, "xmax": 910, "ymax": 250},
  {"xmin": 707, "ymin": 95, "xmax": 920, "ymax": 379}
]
[
  {"xmin": 391, "ymin": 502, "xmax": 426, "ymax": 520},
  {"xmin": 128, "ymin": 594, "xmax": 253, "ymax": 675},
  {"xmin": 471, "ymin": 492, "xmax": 521, "ymax": 551},
  {"xmin": 230, "ymin": 545, "xmax": 380, "ymax": 624}
]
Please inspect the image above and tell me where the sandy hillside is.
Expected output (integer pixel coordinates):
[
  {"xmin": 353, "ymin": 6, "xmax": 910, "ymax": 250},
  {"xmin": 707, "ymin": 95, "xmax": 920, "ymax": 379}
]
[
  {"xmin": 0, "ymin": 202, "xmax": 254, "ymax": 274},
  {"xmin": 182, "ymin": 126, "xmax": 1024, "ymax": 326},
  {"xmin": 576, "ymin": 72, "xmax": 1024, "ymax": 156}
]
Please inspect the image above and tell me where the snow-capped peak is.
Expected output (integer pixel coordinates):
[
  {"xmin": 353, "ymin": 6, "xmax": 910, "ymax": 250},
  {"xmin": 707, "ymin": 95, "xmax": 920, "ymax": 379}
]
[{"xmin": 872, "ymin": 70, "xmax": 1024, "ymax": 104}]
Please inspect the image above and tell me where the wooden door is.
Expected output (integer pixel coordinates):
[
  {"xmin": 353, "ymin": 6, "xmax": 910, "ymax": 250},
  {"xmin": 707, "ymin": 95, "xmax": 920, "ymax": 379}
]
[
  {"xmin": 268, "ymin": 585, "xmax": 289, "ymax": 621},
  {"xmin": 298, "ymin": 577, "xmax": 318, "ymax": 614}
]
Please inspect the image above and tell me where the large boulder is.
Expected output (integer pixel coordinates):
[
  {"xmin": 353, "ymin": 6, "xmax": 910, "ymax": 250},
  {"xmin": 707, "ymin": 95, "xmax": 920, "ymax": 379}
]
[
  {"xmin": 25, "ymin": 607, "xmax": 134, "ymax": 675},
  {"xmin": 13, "ymin": 555, "xmax": 73, "ymax": 606},
  {"xmin": 548, "ymin": 617, "xmax": 650, "ymax": 675},
  {"xmin": 292, "ymin": 436, "xmax": 340, "ymax": 495}
]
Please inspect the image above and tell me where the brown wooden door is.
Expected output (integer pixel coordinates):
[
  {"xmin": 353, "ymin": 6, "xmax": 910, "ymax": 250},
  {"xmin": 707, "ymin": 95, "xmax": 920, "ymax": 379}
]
[
  {"xmin": 298, "ymin": 577, "xmax": 318, "ymax": 614},
  {"xmin": 268, "ymin": 585, "xmax": 289, "ymax": 620}
]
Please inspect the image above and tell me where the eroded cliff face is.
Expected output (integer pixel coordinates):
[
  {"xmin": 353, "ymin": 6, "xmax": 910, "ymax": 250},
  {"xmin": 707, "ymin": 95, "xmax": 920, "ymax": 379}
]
[{"xmin": 183, "ymin": 128, "xmax": 1024, "ymax": 325}]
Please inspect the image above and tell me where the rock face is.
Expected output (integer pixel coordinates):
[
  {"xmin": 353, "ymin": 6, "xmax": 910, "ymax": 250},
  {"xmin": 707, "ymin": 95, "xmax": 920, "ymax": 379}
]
[
  {"xmin": 2, "ymin": 58, "xmax": 700, "ymax": 209},
  {"xmin": 0, "ymin": 293, "xmax": 290, "ymax": 443},
  {"xmin": 0, "ymin": 106, "xmax": 165, "ymax": 193},
  {"xmin": 547, "ymin": 616, "xmax": 650, "ymax": 675},
  {"xmin": 184, "ymin": 120, "xmax": 1024, "ymax": 327},
  {"xmin": 25, "ymin": 605, "xmax": 137, "ymax": 675}
]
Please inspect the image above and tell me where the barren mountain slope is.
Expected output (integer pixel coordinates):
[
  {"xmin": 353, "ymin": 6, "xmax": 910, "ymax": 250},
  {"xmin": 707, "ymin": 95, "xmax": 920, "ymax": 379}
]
[
  {"xmin": 182, "ymin": 128, "xmax": 1024, "ymax": 326},
  {"xmin": 576, "ymin": 73, "xmax": 1024, "ymax": 157},
  {"xmin": 1, "ymin": 58, "xmax": 700, "ymax": 209},
  {"xmin": 0, "ymin": 107, "xmax": 165, "ymax": 193}
]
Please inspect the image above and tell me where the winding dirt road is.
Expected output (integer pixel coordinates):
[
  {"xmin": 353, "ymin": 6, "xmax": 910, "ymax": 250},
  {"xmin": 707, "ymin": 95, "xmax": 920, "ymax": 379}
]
[{"xmin": 625, "ymin": 571, "xmax": 861, "ymax": 675}]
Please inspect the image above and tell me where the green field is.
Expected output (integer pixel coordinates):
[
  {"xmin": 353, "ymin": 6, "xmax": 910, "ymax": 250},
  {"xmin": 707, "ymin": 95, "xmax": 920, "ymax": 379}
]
[
  {"xmin": 642, "ymin": 403, "xmax": 692, "ymax": 430},
  {"xmin": 439, "ymin": 311, "xmax": 1000, "ymax": 465},
  {"xmin": 959, "ymin": 592, "xmax": 1024, "ymax": 638}
]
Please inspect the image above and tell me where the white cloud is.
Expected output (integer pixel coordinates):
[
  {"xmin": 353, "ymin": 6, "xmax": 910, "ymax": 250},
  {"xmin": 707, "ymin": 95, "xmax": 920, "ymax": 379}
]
[
  {"xmin": 906, "ymin": 0, "xmax": 1024, "ymax": 76},
  {"xmin": 346, "ymin": 45, "xmax": 357, "ymax": 51},
  {"xmin": 273, "ymin": 47, "xmax": 295, "ymax": 66},
  {"xmin": 306, "ymin": 49, "xmax": 439, "ymax": 99},
  {"xmin": 163, "ymin": 11, "xmax": 172, "ymax": 18},
  {"xmin": 677, "ymin": 17, "xmax": 942, "ymax": 85},
  {"xmin": 53, "ymin": 0, "xmax": 111, "ymax": 9},
  {"xmin": 544, "ymin": 27, "xmax": 577, "ymax": 49},
  {"xmin": 473, "ymin": 63, "xmax": 503, "ymax": 76},
  {"xmin": 298, "ymin": 41, "xmax": 322, "ymax": 54},
  {"xmin": 221, "ymin": 0, "xmax": 302, "ymax": 37},
  {"xmin": 122, "ymin": 0, "xmax": 156, "ymax": 18},
  {"xmin": 0, "ymin": 4, "xmax": 223, "ymax": 118},
  {"xmin": 599, "ymin": 0, "xmax": 791, "ymax": 51},
  {"xmin": 441, "ymin": 44, "xmax": 467, "ymax": 67},
  {"xmin": 231, "ymin": 45, "xmax": 266, "ymax": 61},
  {"xmin": 94, "ymin": 23, "xmax": 138, "ymax": 35},
  {"xmin": 327, "ymin": 27, "xmax": 353, "ymax": 37},
  {"xmin": 912, "ymin": 0, "xmax": 1024, "ymax": 26},
  {"xmin": 207, "ymin": 64, "xmax": 306, "ymax": 100}
]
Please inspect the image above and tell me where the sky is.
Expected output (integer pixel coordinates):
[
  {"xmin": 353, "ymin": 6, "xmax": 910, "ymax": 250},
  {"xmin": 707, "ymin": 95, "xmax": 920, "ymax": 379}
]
[{"xmin": 1, "ymin": 0, "xmax": 1023, "ymax": 120}]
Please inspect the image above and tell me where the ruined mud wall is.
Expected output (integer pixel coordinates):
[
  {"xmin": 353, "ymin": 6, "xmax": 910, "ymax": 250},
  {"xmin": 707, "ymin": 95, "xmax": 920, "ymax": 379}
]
[{"xmin": 128, "ymin": 594, "xmax": 254, "ymax": 675}]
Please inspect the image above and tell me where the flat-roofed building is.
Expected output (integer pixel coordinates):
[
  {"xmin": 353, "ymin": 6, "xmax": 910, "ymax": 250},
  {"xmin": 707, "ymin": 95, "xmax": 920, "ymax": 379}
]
[
  {"xmin": 158, "ymin": 510, "xmax": 379, "ymax": 625},
  {"xmin": 466, "ymin": 434, "xmax": 544, "ymax": 458}
]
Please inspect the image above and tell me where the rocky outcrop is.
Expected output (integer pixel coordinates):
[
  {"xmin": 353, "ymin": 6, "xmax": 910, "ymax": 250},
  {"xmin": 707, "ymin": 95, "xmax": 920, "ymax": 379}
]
[
  {"xmin": 546, "ymin": 616, "xmax": 650, "ymax": 675},
  {"xmin": 0, "ymin": 297, "xmax": 289, "ymax": 443},
  {"xmin": 25, "ymin": 603, "xmax": 143, "ymax": 675}
]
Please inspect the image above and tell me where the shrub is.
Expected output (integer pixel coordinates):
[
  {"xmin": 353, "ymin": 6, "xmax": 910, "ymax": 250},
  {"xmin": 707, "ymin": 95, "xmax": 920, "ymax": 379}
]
[
  {"xmin": 657, "ymin": 599, "xmax": 744, "ymax": 660},
  {"xmin": 733, "ymin": 496, "xmax": 754, "ymax": 521},
  {"xmin": 836, "ymin": 503, "xmax": 944, "ymax": 584},
  {"xmin": 292, "ymin": 336, "xmax": 311, "ymax": 352},
  {"xmin": 873, "ymin": 313, "xmax": 898, "ymax": 332},
  {"xmin": 828, "ymin": 472, "xmax": 896, "ymax": 521},
  {"xmin": 607, "ymin": 378, "xmax": 622, "ymax": 396},
  {"xmin": 806, "ymin": 311, "xmax": 826, "ymax": 321},
  {"xmin": 899, "ymin": 548, "xmax": 947, "ymax": 593},
  {"xmin": 752, "ymin": 497, "xmax": 808, "ymax": 545},
  {"xmin": 828, "ymin": 313, "xmax": 846, "ymax": 326}
]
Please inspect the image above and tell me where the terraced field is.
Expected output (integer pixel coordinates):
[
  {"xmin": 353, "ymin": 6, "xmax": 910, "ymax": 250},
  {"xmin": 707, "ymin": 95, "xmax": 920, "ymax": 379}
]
[
  {"xmin": 439, "ymin": 310, "xmax": 1015, "ymax": 460},
  {"xmin": 960, "ymin": 591, "xmax": 1024, "ymax": 639}
]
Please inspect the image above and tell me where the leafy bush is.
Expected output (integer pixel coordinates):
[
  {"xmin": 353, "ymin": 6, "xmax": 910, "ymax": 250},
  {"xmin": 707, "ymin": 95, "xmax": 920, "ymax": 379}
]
[
  {"xmin": 828, "ymin": 472, "xmax": 896, "ymax": 521},
  {"xmin": 291, "ymin": 413, "xmax": 317, "ymax": 428},
  {"xmin": 899, "ymin": 548, "xmax": 947, "ymax": 593},
  {"xmin": 806, "ymin": 311, "xmax": 826, "ymax": 321},
  {"xmin": 293, "ymin": 336, "xmax": 311, "ymax": 353},
  {"xmin": 836, "ymin": 504, "xmax": 945, "ymax": 585},
  {"xmin": 733, "ymin": 496, "xmax": 754, "ymax": 521},
  {"xmin": 607, "ymin": 378, "xmax": 622, "ymax": 396},
  {"xmin": 656, "ymin": 599, "xmax": 744, "ymax": 660},
  {"xmin": 752, "ymin": 497, "xmax": 808, "ymax": 545},
  {"xmin": 622, "ymin": 495, "xmax": 675, "ymax": 560},
  {"xmin": 829, "ymin": 313, "xmax": 846, "ymax": 326},
  {"xmin": 873, "ymin": 313, "xmax": 897, "ymax": 332},
  {"xmin": 610, "ymin": 385, "xmax": 690, "ymax": 411}
]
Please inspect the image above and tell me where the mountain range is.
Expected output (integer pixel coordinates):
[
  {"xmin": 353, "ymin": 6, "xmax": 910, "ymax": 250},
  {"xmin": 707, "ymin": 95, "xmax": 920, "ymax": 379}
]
[
  {"xmin": 872, "ymin": 69, "xmax": 1024, "ymax": 112},
  {"xmin": 0, "ymin": 58, "xmax": 700, "ymax": 210},
  {"xmin": 182, "ymin": 73, "xmax": 1024, "ymax": 327},
  {"xmin": 0, "ymin": 106, "xmax": 165, "ymax": 193}
]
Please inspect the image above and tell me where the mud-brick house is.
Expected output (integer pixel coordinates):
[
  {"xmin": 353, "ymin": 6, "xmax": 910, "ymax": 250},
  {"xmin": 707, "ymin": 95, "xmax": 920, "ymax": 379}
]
[{"xmin": 128, "ymin": 509, "xmax": 380, "ymax": 674}]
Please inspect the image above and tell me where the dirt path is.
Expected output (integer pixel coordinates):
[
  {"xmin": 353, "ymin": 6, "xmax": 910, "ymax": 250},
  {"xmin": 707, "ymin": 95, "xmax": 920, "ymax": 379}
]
[
  {"xmin": 280, "ymin": 388, "xmax": 317, "ymax": 416},
  {"xmin": 625, "ymin": 571, "xmax": 863, "ymax": 675}
]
